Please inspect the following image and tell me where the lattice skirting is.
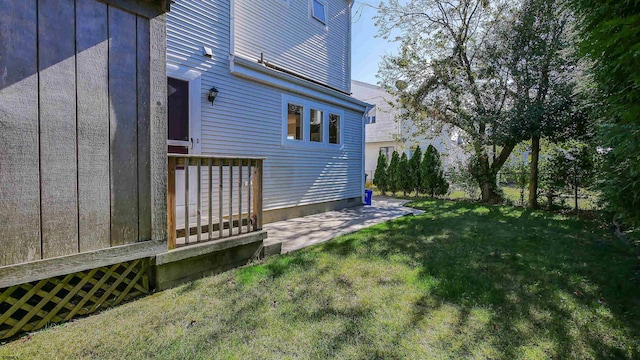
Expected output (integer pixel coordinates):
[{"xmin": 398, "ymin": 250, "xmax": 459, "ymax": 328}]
[{"xmin": 0, "ymin": 258, "xmax": 150, "ymax": 339}]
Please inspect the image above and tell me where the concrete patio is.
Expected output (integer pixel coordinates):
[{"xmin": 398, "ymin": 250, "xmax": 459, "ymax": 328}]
[{"xmin": 262, "ymin": 197, "xmax": 423, "ymax": 255}]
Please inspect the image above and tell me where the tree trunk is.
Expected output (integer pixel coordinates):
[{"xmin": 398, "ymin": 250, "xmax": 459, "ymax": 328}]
[
  {"xmin": 574, "ymin": 173, "xmax": 579, "ymax": 212},
  {"xmin": 528, "ymin": 135, "xmax": 540, "ymax": 208}
]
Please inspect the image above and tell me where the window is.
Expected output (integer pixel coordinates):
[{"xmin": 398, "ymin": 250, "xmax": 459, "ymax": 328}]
[
  {"xmin": 283, "ymin": 94, "xmax": 343, "ymax": 148},
  {"xmin": 310, "ymin": 109, "xmax": 323, "ymax": 142},
  {"xmin": 312, "ymin": 0, "xmax": 326, "ymax": 24},
  {"xmin": 380, "ymin": 146, "xmax": 394, "ymax": 160},
  {"xmin": 329, "ymin": 113, "xmax": 340, "ymax": 144},
  {"xmin": 365, "ymin": 116, "xmax": 376, "ymax": 124},
  {"xmin": 287, "ymin": 104, "xmax": 304, "ymax": 140}
]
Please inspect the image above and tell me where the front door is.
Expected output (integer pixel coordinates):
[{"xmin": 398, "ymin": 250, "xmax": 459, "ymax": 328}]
[{"xmin": 168, "ymin": 76, "xmax": 198, "ymax": 218}]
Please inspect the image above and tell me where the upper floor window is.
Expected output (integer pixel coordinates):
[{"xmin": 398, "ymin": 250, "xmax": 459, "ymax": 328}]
[
  {"xmin": 365, "ymin": 116, "xmax": 376, "ymax": 124},
  {"xmin": 283, "ymin": 94, "xmax": 343, "ymax": 148},
  {"xmin": 312, "ymin": 0, "xmax": 327, "ymax": 24}
]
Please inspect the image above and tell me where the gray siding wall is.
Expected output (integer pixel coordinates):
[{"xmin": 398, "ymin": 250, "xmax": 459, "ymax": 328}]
[
  {"xmin": 233, "ymin": 0, "xmax": 351, "ymax": 92},
  {"xmin": 0, "ymin": 0, "xmax": 164, "ymax": 267},
  {"xmin": 167, "ymin": 0, "xmax": 363, "ymax": 213}
]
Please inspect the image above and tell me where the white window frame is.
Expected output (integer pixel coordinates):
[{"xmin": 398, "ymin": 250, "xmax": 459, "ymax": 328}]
[
  {"xmin": 310, "ymin": 0, "xmax": 328, "ymax": 25},
  {"xmin": 282, "ymin": 94, "xmax": 344, "ymax": 149}
]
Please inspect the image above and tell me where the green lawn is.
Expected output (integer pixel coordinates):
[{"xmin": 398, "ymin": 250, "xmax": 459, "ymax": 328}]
[{"xmin": 2, "ymin": 200, "xmax": 638, "ymax": 359}]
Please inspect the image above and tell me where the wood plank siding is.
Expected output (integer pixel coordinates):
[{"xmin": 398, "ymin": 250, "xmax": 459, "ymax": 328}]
[
  {"xmin": 0, "ymin": 0, "xmax": 167, "ymax": 267},
  {"xmin": 166, "ymin": 0, "xmax": 365, "ymax": 215}
]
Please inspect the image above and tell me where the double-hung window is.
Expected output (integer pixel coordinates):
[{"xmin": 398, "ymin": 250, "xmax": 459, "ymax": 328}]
[
  {"xmin": 283, "ymin": 95, "xmax": 343, "ymax": 148},
  {"xmin": 311, "ymin": 0, "xmax": 327, "ymax": 24}
]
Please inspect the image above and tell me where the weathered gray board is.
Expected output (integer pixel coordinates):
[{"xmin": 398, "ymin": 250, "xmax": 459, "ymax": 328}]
[
  {"xmin": 39, "ymin": 0, "xmax": 79, "ymax": 259},
  {"xmin": 0, "ymin": 0, "xmax": 41, "ymax": 265},
  {"xmin": 137, "ymin": 17, "xmax": 152, "ymax": 245},
  {"xmin": 149, "ymin": 14, "xmax": 168, "ymax": 243},
  {"xmin": 77, "ymin": 0, "xmax": 110, "ymax": 252},
  {"xmin": 0, "ymin": 0, "xmax": 167, "ymax": 268},
  {"xmin": 109, "ymin": 6, "xmax": 139, "ymax": 246}
]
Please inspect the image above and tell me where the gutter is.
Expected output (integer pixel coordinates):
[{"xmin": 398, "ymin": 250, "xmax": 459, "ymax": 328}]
[{"xmin": 230, "ymin": 54, "xmax": 370, "ymax": 112}]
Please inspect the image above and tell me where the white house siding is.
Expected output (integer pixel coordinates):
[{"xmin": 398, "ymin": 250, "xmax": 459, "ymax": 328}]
[
  {"xmin": 167, "ymin": 0, "xmax": 364, "ymax": 214},
  {"xmin": 365, "ymin": 140, "xmax": 397, "ymax": 180},
  {"xmin": 233, "ymin": 0, "xmax": 350, "ymax": 92},
  {"xmin": 352, "ymin": 80, "xmax": 467, "ymax": 180}
]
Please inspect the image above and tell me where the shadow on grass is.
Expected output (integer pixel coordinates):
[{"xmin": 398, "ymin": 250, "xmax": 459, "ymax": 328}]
[{"xmin": 313, "ymin": 200, "xmax": 640, "ymax": 358}]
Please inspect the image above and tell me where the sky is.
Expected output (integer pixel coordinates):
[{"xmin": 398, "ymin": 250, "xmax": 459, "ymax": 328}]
[{"xmin": 350, "ymin": 1, "xmax": 399, "ymax": 86}]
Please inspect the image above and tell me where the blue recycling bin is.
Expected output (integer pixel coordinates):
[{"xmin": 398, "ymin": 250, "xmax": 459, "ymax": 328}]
[{"xmin": 364, "ymin": 189, "xmax": 373, "ymax": 205}]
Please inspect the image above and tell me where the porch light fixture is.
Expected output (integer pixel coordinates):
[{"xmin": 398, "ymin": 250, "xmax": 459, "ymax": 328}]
[{"xmin": 208, "ymin": 87, "xmax": 219, "ymax": 104}]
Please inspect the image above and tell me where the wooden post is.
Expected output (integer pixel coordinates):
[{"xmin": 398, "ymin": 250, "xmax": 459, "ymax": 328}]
[
  {"xmin": 252, "ymin": 159, "xmax": 263, "ymax": 230},
  {"xmin": 196, "ymin": 158, "xmax": 201, "ymax": 243},
  {"xmin": 167, "ymin": 157, "xmax": 176, "ymax": 250},
  {"xmin": 218, "ymin": 160, "xmax": 223, "ymax": 239},
  {"xmin": 228, "ymin": 159, "xmax": 234, "ymax": 236},
  {"xmin": 208, "ymin": 158, "xmax": 213, "ymax": 241},
  {"xmin": 238, "ymin": 160, "xmax": 243, "ymax": 235},
  {"xmin": 247, "ymin": 160, "xmax": 252, "ymax": 233},
  {"xmin": 184, "ymin": 157, "xmax": 189, "ymax": 245}
]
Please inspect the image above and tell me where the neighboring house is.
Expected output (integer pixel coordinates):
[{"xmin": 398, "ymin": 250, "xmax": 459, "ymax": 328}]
[
  {"xmin": 166, "ymin": 0, "xmax": 371, "ymax": 223},
  {"xmin": 350, "ymin": 80, "xmax": 467, "ymax": 180}
]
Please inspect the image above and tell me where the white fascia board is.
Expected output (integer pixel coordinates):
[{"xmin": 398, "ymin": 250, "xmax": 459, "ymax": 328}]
[{"xmin": 230, "ymin": 55, "xmax": 371, "ymax": 113}]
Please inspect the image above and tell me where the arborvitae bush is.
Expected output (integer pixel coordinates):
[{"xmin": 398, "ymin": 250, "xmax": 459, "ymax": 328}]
[
  {"xmin": 373, "ymin": 151, "xmax": 389, "ymax": 196},
  {"xmin": 387, "ymin": 150, "xmax": 401, "ymax": 196},
  {"xmin": 398, "ymin": 152, "xmax": 412, "ymax": 196},
  {"xmin": 410, "ymin": 146, "xmax": 423, "ymax": 196},
  {"xmin": 421, "ymin": 145, "xmax": 449, "ymax": 197}
]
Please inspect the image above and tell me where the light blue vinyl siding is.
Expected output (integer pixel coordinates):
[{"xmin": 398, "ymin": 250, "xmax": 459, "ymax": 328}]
[
  {"xmin": 167, "ymin": 0, "xmax": 363, "ymax": 212},
  {"xmin": 233, "ymin": 0, "xmax": 350, "ymax": 92}
]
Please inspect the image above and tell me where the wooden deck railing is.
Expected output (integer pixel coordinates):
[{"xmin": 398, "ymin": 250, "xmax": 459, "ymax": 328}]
[{"xmin": 167, "ymin": 154, "xmax": 264, "ymax": 250}]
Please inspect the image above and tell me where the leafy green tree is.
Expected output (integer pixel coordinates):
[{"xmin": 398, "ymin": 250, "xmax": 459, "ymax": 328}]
[
  {"xmin": 494, "ymin": 0, "xmax": 583, "ymax": 209},
  {"xmin": 570, "ymin": 0, "xmax": 640, "ymax": 225},
  {"xmin": 376, "ymin": 0, "xmax": 518, "ymax": 202},
  {"xmin": 387, "ymin": 150, "xmax": 401, "ymax": 196},
  {"xmin": 539, "ymin": 142, "xmax": 596, "ymax": 211},
  {"xmin": 398, "ymin": 152, "xmax": 412, "ymax": 196},
  {"xmin": 409, "ymin": 146, "xmax": 423, "ymax": 196},
  {"xmin": 373, "ymin": 151, "xmax": 389, "ymax": 196},
  {"xmin": 420, "ymin": 145, "xmax": 449, "ymax": 197}
]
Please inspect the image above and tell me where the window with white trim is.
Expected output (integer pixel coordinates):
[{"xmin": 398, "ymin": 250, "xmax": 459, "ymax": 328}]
[
  {"xmin": 329, "ymin": 113, "xmax": 340, "ymax": 144},
  {"xmin": 311, "ymin": 0, "xmax": 327, "ymax": 24},
  {"xmin": 287, "ymin": 103, "xmax": 304, "ymax": 140},
  {"xmin": 283, "ymin": 95, "xmax": 343, "ymax": 147},
  {"xmin": 310, "ymin": 108, "xmax": 323, "ymax": 142}
]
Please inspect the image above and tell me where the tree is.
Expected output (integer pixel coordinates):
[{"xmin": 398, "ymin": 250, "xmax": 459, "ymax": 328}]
[
  {"xmin": 495, "ymin": 0, "xmax": 583, "ymax": 209},
  {"xmin": 376, "ymin": 0, "xmax": 518, "ymax": 202},
  {"xmin": 570, "ymin": 0, "xmax": 640, "ymax": 226},
  {"xmin": 409, "ymin": 146, "xmax": 423, "ymax": 196},
  {"xmin": 421, "ymin": 145, "xmax": 449, "ymax": 197},
  {"xmin": 398, "ymin": 152, "xmax": 412, "ymax": 196},
  {"xmin": 373, "ymin": 151, "xmax": 389, "ymax": 196},
  {"xmin": 539, "ymin": 143, "xmax": 595, "ymax": 211},
  {"xmin": 387, "ymin": 150, "xmax": 401, "ymax": 196}
]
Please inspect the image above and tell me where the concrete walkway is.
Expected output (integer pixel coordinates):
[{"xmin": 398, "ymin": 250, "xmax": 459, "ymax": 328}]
[{"xmin": 262, "ymin": 197, "xmax": 423, "ymax": 255}]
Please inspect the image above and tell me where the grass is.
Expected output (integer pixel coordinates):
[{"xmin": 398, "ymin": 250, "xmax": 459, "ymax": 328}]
[
  {"xmin": 2, "ymin": 200, "xmax": 639, "ymax": 359},
  {"xmin": 375, "ymin": 185, "xmax": 600, "ymax": 210}
]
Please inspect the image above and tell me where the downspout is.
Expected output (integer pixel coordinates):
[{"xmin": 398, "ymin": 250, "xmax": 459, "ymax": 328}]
[
  {"xmin": 348, "ymin": 0, "xmax": 354, "ymax": 92},
  {"xmin": 228, "ymin": 0, "xmax": 236, "ymax": 71}
]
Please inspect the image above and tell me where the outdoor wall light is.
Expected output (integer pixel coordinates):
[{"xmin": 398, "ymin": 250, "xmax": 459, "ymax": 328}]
[{"xmin": 208, "ymin": 87, "xmax": 219, "ymax": 104}]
